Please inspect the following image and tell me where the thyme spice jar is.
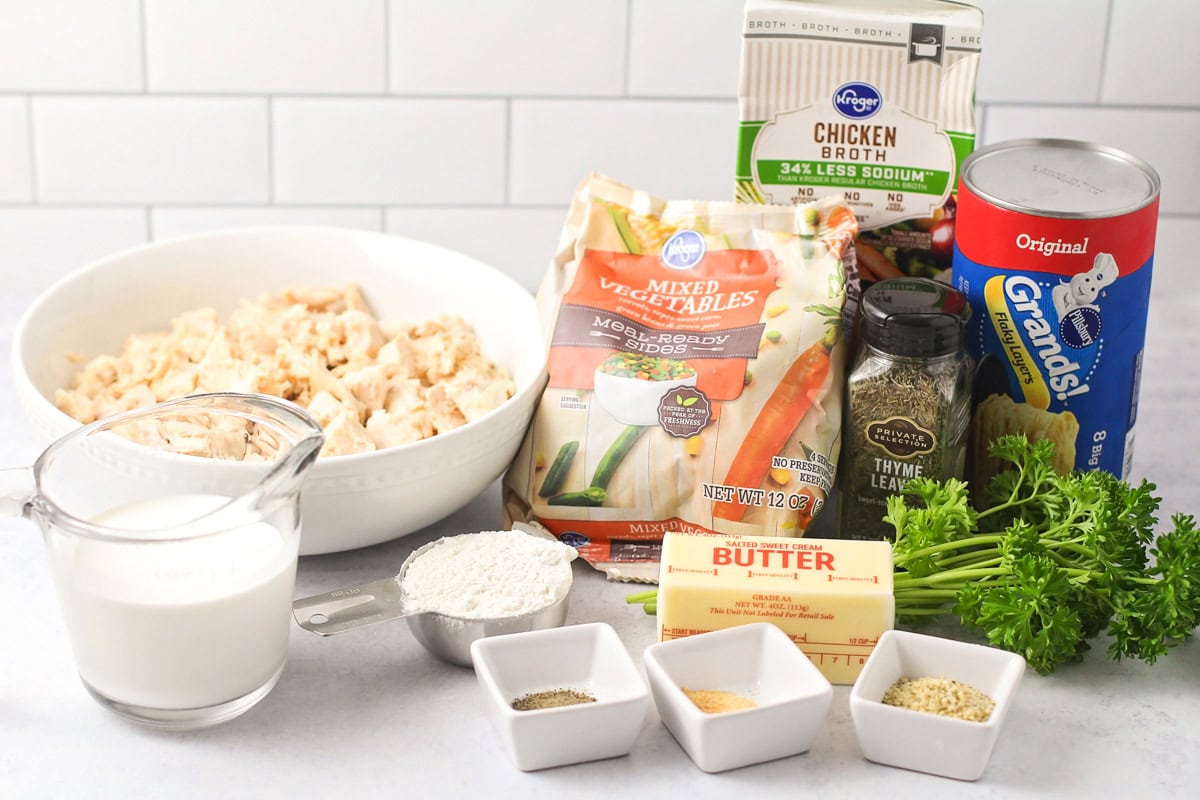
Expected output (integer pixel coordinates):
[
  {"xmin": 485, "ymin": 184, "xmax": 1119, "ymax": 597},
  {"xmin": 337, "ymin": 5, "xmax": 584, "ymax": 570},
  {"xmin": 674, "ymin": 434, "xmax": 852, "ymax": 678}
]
[{"xmin": 839, "ymin": 278, "xmax": 972, "ymax": 540}]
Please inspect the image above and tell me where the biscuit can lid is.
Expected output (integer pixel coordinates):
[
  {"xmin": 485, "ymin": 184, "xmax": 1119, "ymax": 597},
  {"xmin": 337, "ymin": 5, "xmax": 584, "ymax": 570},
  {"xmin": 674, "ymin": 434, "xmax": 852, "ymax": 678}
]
[{"xmin": 961, "ymin": 138, "xmax": 1160, "ymax": 219}]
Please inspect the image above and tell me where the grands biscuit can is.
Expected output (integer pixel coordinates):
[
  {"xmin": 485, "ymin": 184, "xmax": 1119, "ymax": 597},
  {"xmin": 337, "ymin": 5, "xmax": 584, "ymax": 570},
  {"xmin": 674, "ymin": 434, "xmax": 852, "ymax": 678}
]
[{"xmin": 951, "ymin": 139, "xmax": 1160, "ymax": 484}]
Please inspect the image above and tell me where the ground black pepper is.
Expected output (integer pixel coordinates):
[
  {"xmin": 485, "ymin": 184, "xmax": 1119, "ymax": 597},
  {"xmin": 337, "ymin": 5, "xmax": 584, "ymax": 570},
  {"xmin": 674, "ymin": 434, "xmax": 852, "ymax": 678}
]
[{"xmin": 510, "ymin": 689, "xmax": 597, "ymax": 711}]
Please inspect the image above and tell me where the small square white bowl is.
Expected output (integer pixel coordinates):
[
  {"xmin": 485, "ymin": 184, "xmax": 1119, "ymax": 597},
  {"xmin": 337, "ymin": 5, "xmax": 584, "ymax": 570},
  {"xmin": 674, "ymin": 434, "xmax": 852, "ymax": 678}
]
[
  {"xmin": 849, "ymin": 629, "xmax": 1026, "ymax": 781},
  {"xmin": 470, "ymin": 622, "xmax": 650, "ymax": 771},
  {"xmin": 643, "ymin": 622, "xmax": 833, "ymax": 773}
]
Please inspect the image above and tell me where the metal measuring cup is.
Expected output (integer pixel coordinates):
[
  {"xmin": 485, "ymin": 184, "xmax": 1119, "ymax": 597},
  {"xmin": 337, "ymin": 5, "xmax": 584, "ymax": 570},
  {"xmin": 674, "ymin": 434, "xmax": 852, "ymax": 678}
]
[{"xmin": 293, "ymin": 525, "xmax": 572, "ymax": 667}]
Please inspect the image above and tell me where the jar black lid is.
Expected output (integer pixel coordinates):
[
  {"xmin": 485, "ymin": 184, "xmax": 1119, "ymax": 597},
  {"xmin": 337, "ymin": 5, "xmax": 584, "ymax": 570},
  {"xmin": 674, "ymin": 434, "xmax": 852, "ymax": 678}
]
[{"xmin": 861, "ymin": 277, "xmax": 970, "ymax": 357}]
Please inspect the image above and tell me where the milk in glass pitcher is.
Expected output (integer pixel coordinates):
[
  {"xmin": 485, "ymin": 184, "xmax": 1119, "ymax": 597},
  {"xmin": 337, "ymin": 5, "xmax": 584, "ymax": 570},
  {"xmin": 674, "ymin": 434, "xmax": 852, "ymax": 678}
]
[{"xmin": 0, "ymin": 393, "xmax": 324, "ymax": 729}]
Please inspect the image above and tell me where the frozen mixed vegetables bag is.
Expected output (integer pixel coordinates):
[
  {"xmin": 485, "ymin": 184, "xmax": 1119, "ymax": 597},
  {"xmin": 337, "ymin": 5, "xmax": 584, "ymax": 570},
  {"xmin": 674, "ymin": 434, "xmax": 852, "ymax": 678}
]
[{"xmin": 503, "ymin": 174, "xmax": 857, "ymax": 581}]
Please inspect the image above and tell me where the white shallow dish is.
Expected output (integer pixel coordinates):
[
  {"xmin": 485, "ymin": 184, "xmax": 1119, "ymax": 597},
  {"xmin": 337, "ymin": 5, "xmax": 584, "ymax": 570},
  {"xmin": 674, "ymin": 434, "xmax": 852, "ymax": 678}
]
[
  {"xmin": 11, "ymin": 227, "xmax": 547, "ymax": 554},
  {"xmin": 592, "ymin": 367, "xmax": 697, "ymax": 426},
  {"xmin": 470, "ymin": 622, "xmax": 650, "ymax": 771},
  {"xmin": 643, "ymin": 622, "xmax": 833, "ymax": 773},
  {"xmin": 849, "ymin": 629, "xmax": 1026, "ymax": 781}
]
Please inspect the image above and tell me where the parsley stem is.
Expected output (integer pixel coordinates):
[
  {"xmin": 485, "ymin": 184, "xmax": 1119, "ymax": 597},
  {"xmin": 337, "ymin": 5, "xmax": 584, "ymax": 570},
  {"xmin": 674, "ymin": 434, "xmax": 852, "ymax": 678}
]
[
  {"xmin": 1043, "ymin": 546, "xmax": 1099, "ymax": 570},
  {"xmin": 891, "ymin": 535, "xmax": 1005, "ymax": 566},
  {"xmin": 893, "ymin": 567, "xmax": 1007, "ymax": 589},
  {"xmin": 976, "ymin": 494, "xmax": 1034, "ymax": 520},
  {"xmin": 890, "ymin": 607, "xmax": 951, "ymax": 616},
  {"xmin": 893, "ymin": 589, "xmax": 960, "ymax": 599},
  {"xmin": 914, "ymin": 551, "xmax": 1003, "ymax": 571}
]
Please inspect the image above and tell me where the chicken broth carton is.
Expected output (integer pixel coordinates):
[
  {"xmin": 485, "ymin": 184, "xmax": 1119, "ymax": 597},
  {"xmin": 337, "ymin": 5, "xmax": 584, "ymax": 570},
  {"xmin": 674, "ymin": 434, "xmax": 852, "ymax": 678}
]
[{"xmin": 735, "ymin": 0, "xmax": 984, "ymax": 284}]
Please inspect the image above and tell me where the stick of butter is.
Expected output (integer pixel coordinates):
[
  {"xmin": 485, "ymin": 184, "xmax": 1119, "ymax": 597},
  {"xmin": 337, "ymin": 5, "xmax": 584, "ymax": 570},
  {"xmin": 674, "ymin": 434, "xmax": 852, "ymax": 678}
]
[{"xmin": 656, "ymin": 531, "xmax": 894, "ymax": 684}]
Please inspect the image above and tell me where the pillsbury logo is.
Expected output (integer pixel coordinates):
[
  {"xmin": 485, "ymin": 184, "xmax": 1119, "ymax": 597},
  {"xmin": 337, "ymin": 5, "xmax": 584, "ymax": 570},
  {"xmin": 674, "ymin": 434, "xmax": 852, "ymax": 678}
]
[
  {"xmin": 661, "ymin": 230, "xmax": 706, "ymax": 270},
  {"xmin": 833, "ymin": 82, "xmax": 882, "ymax": 120}
]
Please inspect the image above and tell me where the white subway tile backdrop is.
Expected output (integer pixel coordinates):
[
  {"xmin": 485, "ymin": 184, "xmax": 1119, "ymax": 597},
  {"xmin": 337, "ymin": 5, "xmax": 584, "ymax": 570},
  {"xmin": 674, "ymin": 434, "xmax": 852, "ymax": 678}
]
[
  {"xmin": 34, "ymin": 96, "xmax": 270, "ymax": 203},
  {"xmin": 0, "ymin": 0, "xmax": 1196, "ymax": 294},
  {"xmin": 971, "ymin": 0, "xmax": 1109, "ymax": 103},
  {"xmin": 0, "ymin": 207, "xmax": 146, "ymax": 291},
  {"xmin": 0, "ymin": 97, "xmax": 31, "ymax": 202},
  {"xmin": 0, "ymin": 1, "xmax": 143, "ymax": 92},
  {"xmin": 388, "ymin": 0, "xmax": 629, "ymax": 96},
  {"xmin": 144, "ymin": 0, "xmax": 387, "ymax": 94},
  {"xmin": 272, "ymin": 97, "xmax": 508, "ymax": 204},
  {"xmin": 1102, "ymin": 0, "xmax": 1200, "ymax": 105},
  {"xmin": 384, "ymin": 207, "xmax": 568, "ymax": 290},
  {"xmin": 151, "ymin": 207, "xmax": 384, "ymax": 241},
  {"xmin": 509, "ymin": 98, "xmax": 737, "ymax": 205},
  {"xmin": 628, "ymin": 0, "xmax": 744, "ymax": 97}
]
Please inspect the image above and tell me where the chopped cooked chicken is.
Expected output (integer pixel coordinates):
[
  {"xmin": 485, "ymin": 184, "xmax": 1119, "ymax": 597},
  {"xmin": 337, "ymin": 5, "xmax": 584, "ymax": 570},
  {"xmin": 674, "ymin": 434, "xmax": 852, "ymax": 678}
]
[
  {"xmin": 338, "ymin": 364, "xmax": 394, "ymax": 412},
  {"xmin": 425, "ymin": 383, "xmax": 470, "ymax": 434},
  {"xmin": 55, "ymin": 285, "xmax": 515, "ymax": 457},
  {"xmin": 365, "ymin": 409, "xmax": 431, "ymax": 449},
  {"xmin": 307, "ymin": 390, "xmax": 375, "ymax": 456},
  {"xmin": 441, "ymin": 363, "xmax": 516, "ymax": 423}
]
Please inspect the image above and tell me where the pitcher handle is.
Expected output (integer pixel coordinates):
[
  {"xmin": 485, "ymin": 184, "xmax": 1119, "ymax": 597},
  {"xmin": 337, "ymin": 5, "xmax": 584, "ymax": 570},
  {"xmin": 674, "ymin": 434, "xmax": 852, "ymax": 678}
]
[{"xmin": 0, "ymin": 466, "xmax": 35, "ymax": 520}]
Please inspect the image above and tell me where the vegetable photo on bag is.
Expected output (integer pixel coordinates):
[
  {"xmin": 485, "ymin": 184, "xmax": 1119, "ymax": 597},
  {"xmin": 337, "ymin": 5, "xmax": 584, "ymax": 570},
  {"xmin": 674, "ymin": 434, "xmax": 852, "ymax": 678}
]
[{"xmin": 712, "ymin": 307, "xmax": 841, "ymax": 522}]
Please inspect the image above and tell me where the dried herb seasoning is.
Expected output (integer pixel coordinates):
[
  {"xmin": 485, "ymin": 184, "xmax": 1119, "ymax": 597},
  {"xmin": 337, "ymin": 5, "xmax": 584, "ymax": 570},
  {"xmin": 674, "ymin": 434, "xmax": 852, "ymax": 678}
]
[
  {"xmin": 882, "ymin": 676, "xmax": 995, "ymax": 722},
  {"xmin": 839, "ymin": 278, "xmax": 972, "ymax": 540}
]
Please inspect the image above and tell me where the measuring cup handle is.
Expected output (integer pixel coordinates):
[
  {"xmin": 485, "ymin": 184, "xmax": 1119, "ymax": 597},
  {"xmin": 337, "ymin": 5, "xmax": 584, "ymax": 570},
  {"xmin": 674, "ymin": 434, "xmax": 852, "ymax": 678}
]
[
  {"xmin": 0, "ymin": 466, "xmax": 35, "ymax": 520},
  {"xmin": 292, "ymin": 576, "xmax": 412, "ymax": 635}
]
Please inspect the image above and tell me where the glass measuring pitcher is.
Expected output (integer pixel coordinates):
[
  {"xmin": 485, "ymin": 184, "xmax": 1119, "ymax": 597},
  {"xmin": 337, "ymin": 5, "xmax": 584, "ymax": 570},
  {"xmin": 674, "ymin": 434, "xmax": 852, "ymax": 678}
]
[{"xmin": 0, "ymin": 393, "xmax": 324, "ymax": 729}]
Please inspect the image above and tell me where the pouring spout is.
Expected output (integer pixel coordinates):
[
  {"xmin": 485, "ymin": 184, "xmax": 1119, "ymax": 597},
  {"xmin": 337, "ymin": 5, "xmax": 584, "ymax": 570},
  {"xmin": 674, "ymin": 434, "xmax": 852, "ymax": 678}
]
[
  {"xmin": 252, "ymin": 426, "xmax": 324, "ymax": 511},
  {"xmin": 172, "ymin": 392, "xmax": 326, "ymax": 514},
  {"xmin": 0, "ymin": 466, "xmax": 35, "ymax": 520}
]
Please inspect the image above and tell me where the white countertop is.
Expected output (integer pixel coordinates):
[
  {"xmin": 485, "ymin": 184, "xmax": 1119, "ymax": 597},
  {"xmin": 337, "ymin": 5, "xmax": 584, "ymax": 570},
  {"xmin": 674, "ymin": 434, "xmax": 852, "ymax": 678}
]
[{"xmin": 2, "ymin": 220, "xmax": 1199, "ymax": 797}]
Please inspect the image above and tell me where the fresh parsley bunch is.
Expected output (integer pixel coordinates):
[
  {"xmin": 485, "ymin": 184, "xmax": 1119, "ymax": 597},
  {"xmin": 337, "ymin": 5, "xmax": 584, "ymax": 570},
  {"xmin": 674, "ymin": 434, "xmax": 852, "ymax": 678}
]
[{"xmin": 887, "ymin": 435, "xmax": 1200, "ymax": 674}]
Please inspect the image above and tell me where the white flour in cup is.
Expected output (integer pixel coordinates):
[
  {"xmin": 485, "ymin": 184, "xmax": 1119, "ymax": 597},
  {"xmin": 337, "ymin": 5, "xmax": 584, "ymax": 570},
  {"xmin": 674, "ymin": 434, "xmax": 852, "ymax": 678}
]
[{"xmin": 399, "ymin": 531, "xmax": 577, "ymax": 619}]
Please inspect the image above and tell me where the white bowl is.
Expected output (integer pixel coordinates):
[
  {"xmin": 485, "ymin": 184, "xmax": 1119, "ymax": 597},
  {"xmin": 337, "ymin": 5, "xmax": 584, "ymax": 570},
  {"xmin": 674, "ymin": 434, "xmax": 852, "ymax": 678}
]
[
  {"xmin": 11, "ymin": 227, "xmax": 547, "ymax": 554},
  {"xmin": 592, "ymin": 364, "xmax": 697, "ymax": 426},
  {"xmin": 849, "ymin": 630, "xmax": 1026, "ymax": 781},
  {"xmin": 643, "ymin": 622, "xmax": 833, "ymax": 773},
  {"xmin": 470, "ymin": 622, "xmax": 650, "ymax": 771}
]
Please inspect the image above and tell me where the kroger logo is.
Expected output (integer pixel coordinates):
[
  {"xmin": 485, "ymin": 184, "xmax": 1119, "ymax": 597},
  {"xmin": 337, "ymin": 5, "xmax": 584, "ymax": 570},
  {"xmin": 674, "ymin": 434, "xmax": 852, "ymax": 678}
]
[
  {"xmin": 833, "ymin": 82, "xmax": 882, "ymax": 120},
  {"xmin": 661, "ymin": 230, "xmax": 706, "ymax": 270}
]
